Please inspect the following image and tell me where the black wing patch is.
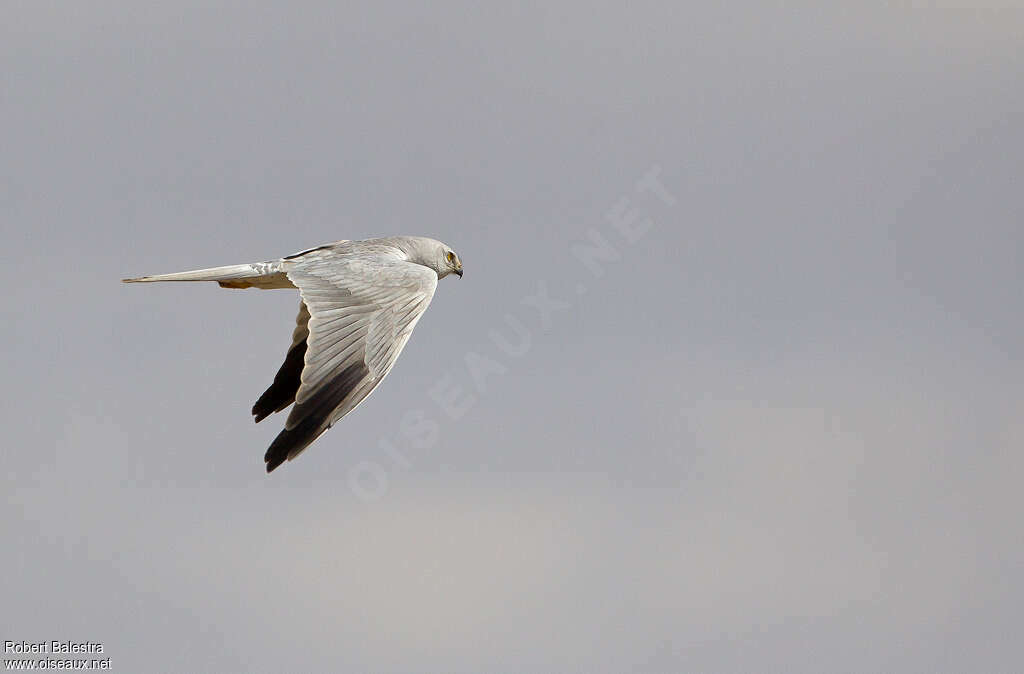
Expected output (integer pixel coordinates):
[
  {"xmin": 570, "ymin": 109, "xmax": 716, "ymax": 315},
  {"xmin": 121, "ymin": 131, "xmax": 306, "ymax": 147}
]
[
  {"xmin": 283, "ymin": 244, "xmax": 333, "ymax": 260},
  {"xmin": 263, "ymin": 360, "xmax": 369, "ymax": 472},
  {"xmin": 252, "ymin": 339, "xmax": 308, "ymax": 423}
]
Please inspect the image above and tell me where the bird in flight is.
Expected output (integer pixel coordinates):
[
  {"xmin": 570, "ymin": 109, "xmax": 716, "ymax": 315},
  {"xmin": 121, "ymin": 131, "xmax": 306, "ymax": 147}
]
[{"xmin": 123, "ymin": 236, "xmax": 463, "ymax": 473}]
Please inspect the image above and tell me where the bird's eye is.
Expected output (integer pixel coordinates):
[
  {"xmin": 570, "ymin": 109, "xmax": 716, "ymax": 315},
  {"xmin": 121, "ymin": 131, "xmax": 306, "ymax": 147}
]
[{"xmin": 447, "ymin": 251, "xmax": 456, "ymax": 263}]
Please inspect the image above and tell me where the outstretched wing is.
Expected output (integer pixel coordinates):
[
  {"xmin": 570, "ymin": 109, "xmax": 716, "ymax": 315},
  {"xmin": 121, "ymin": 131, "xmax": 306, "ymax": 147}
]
[{"xmin": 262, "ymin": 251, "xmax": 438, "ymax": 472}]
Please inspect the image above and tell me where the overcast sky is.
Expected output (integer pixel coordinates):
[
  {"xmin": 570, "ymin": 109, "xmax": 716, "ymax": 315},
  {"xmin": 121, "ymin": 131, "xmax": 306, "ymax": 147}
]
[{"xmin": 3, "ymin": 3, "xmax": 1023, "ymax": 672}]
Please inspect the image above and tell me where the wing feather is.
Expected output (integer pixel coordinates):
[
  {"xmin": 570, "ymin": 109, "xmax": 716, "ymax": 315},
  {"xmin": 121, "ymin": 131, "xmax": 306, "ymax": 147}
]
[{"xmin": 251, "ymin": 301, "xmax": 310, "ymax": 423}]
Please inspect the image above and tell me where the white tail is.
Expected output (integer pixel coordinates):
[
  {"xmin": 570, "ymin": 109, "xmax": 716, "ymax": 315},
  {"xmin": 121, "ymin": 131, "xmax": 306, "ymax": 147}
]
[{"xmin": 122, "ymin": 262, "xmax": 294, "ymax": 289}]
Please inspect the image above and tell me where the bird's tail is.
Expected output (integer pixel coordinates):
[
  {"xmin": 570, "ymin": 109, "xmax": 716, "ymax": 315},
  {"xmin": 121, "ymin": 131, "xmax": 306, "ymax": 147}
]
[{"xmin": 121, "ymin": 262, "xmax": 294, "ymax": 289}]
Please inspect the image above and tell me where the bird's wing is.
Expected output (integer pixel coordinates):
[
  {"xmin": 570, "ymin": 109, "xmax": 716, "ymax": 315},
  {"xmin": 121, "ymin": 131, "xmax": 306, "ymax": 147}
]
[{"xmin": 262, "ymin": 251, "xmax": 438, "ymax": 471}]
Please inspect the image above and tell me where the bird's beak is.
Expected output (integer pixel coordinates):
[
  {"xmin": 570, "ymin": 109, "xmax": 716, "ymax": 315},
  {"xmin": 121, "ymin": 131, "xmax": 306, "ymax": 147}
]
[{"xmin": 455, "ymin": 267, "xmax": 463, "ymax": 278}]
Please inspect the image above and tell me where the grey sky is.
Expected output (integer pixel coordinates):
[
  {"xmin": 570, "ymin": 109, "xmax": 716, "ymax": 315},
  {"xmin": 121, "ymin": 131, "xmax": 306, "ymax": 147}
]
[{"xmin": 3, "ymin": 3, "xmax": 1023, "ymax": 672}]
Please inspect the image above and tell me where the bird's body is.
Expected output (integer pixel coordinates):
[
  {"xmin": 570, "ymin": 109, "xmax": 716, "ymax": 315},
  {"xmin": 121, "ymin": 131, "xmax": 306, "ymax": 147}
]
[{"xmin": 124, "ymin": 236, "xmax": 464, "ymax": 472}]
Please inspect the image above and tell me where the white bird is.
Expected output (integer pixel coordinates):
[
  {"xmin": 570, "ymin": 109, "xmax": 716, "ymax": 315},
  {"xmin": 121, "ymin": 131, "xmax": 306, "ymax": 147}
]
[{"xmin": 123, "ymin": 236, "xmax": 464, "ymax": 472}]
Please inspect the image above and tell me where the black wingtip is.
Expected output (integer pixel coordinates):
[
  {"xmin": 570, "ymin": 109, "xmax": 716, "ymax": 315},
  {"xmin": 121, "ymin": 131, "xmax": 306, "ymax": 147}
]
[
  {"xmin": 264, "ymin": 442, "xmax": 289, "ymax": 473},
  {"xmin": 252, "ymin": 341, "xmax": 307, "ymax": 424},
  {"xmin": 261, "ymin": 361, "xmax": 368, "ymax": 475}
]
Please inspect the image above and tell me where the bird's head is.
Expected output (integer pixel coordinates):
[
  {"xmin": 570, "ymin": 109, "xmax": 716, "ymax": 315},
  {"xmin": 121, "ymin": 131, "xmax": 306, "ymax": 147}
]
[
  {"xmin": 395, "ymin": 236, "xmax": 464, "ymax": 279},
  {"xmin": 438, "ymin": 245, "xmax": 463, "ymax": 279}
]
